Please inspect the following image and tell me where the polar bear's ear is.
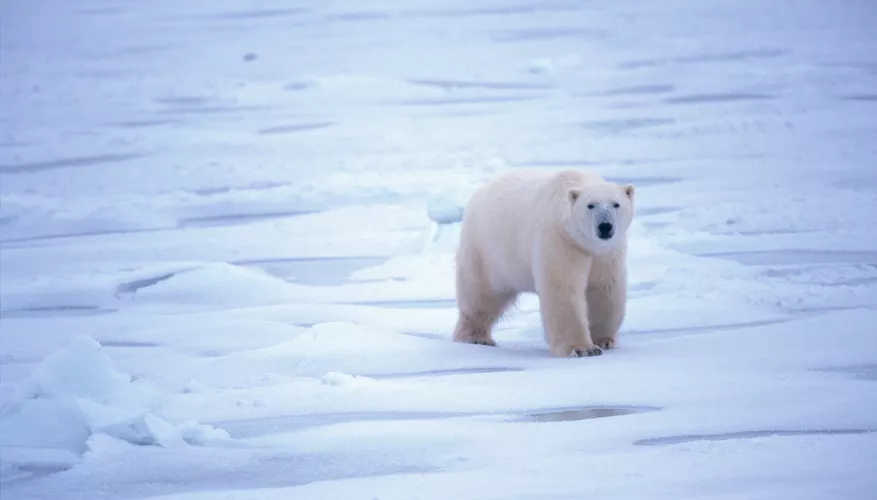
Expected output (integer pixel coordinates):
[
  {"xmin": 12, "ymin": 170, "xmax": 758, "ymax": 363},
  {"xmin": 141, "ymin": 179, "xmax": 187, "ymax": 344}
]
[
  {"xmin": 568, "ymin": 188, "xmax": 581, "ymax": 204},
  {"xmin": 622, "ymin": 184, "xmax": 635, "ymax": 200}
]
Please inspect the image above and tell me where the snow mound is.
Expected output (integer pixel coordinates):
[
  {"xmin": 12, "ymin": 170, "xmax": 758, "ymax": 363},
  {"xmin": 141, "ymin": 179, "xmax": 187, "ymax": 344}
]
[
  {"xmin": 426, "ymin": 202, "xmax": 464, "ymax": 225},
  {"xmin": 0, "ymin": 336, "xmax": 231, "ymax": 473},
  {"xmin": 134, "ymin": 263, "xmax": 293, "ymax": 307}
]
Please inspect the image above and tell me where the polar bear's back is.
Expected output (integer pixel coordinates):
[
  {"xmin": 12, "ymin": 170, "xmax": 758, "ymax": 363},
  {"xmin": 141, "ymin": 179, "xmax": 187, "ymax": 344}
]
[
  {"xmin": 459, "ymin": 169, "xmax": 594, "ymax": 292},
  {"xmin": 463, "ymin": 168, "xmax": 605, "ymax": 227}
]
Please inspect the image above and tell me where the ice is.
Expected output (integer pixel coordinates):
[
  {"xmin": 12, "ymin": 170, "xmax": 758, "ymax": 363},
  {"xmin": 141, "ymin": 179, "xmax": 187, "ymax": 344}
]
[
  {"xmin": 11, "ymin": 336, "xmax": 135, "ymax": 403},
  {"xmin": 3, "ymin": 0, "xmax": 877, "ymax": 498},
  {"xmin": 0, "ymin": 336, "xmax": 231, "ymax": 481}
]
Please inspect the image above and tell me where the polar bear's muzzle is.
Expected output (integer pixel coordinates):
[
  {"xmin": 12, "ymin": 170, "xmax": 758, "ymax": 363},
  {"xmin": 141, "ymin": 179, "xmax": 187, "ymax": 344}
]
[
  {"xmin": 597, "ymin": 222, "xmax": 614, "ymax": 240},
  {"xmin": 594, "ymin": 205, "xmax": 616, "ymax": 240}
]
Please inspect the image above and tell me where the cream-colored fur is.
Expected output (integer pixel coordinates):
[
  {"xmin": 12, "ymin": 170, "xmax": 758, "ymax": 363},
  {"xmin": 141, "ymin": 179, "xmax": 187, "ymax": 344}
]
[{"xmin": 452, "ymin": 169, "xmax": 635, "ymax": 357}]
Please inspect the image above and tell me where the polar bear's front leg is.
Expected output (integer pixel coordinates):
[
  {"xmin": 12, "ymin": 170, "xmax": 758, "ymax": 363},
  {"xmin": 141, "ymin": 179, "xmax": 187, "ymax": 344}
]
[
  {"xmin": 587, "ymin": 278, "xmax": 626, "ymax": 350},
  {"xmin": 535, "ymin": 256, "xmax": 601, "ymax": 358},
  {"xmin": 587, "ymin": 257, "xmax": 628, "ymax": 350}
]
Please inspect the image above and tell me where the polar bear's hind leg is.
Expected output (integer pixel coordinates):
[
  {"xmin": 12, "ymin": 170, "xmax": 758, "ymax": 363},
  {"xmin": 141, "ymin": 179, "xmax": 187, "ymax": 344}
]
[{"xmin": 452, "ymin": 249, "xmax": 517, "ymax": 346}]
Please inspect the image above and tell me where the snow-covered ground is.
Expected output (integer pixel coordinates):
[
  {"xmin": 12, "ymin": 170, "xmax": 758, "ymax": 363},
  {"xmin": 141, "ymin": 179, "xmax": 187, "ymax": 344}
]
[{"xmin": 2, "ymin": 0, "xmax": 877, "ymax": 498}]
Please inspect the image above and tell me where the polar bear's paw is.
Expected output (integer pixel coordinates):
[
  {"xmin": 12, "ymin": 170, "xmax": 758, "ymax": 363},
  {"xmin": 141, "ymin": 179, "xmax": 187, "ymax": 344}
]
[
  {"xmin": 594, "ymin": 337, "xmax": 616, "ymax": 350},
  {"xmin": 568, "ymin": 344, "xmax": 603, "ymax": 357},
  {"xmin": 454, "ymin": 334, "xmax": 497, "ymax": 347},
  {"xmin": 469, "ymin": 338, "xmax": 497, "ymax": 347}
]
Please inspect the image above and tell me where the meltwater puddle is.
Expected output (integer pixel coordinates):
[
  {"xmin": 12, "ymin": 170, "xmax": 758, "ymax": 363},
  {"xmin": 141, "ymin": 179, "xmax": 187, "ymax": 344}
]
[{"xmin": 515, "ymin": 405, "xmax": 660, "ymax": 423}]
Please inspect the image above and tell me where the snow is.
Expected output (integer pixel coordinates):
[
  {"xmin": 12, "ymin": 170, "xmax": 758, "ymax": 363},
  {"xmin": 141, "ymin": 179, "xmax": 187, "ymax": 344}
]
[
  {"xmin": 2, "ymin": 0, "xmax": 877, "ymax": 498},
  {"xmin": 0, "ymin": 335, "xmax": 231, "ymax": 475}
]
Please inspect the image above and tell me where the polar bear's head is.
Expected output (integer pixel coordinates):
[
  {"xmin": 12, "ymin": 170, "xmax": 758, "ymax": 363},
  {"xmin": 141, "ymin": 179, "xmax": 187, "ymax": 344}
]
[{"xmin": 565, "ymin": 181, "xmax": 635, "ymax": 254}]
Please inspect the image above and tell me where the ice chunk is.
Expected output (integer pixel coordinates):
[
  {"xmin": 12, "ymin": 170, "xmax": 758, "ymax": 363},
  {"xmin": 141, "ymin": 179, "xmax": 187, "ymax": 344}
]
[
  {"xmin": 0, "ymin": 335, "xmax": 231, "ymax": 473},
  {"xmin": 12, "ymin": 336, "xmax": 132, "ymax": 403}
]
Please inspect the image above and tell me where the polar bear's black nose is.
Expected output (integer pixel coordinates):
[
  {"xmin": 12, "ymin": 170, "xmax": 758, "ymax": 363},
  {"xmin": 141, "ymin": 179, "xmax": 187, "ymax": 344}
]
[{"xmin": 597, "ymin": 222, "xmax": 614, "ymax": 239}]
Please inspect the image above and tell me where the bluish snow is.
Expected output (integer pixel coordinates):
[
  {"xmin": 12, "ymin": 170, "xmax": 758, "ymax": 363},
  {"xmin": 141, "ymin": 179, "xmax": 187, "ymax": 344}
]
[{"xmin": 1, "ymin": 0, "xmax": 876, "ymax": 499}]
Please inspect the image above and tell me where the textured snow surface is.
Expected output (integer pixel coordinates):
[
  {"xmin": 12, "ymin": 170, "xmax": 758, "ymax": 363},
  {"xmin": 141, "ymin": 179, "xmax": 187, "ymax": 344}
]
[{"xmin": 2, "ymin": 0, "xmax": 877, "ymax": 499}]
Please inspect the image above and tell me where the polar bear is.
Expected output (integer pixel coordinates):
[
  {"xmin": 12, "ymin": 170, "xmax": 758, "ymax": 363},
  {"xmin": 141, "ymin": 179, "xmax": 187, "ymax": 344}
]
[{"xmin": 452, "ymin": 169, "xmax": 635, "ymax": 357}]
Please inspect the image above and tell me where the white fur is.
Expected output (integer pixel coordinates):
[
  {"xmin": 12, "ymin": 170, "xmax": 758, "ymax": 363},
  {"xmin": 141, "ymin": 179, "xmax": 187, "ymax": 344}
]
[{"xmin": 452, "ymin": 169, "xmax": 635, "ymax": 357}]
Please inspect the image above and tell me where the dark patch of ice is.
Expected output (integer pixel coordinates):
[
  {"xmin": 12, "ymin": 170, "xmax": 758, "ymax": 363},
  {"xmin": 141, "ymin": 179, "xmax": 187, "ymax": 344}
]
[
  {"xmin": 153, "ymin": 96, "xmax": 212, "ymax": 106},
  {"xmin": 664, "ymin": 93, "xmax": 776, "ymax": 105},
  {"xmin": 841, "ymin": 94, "xmax": 877, "ymax": 101},
  {"xmin": 151, "ymin": 96, "xmax": 266, "ymax": 116},
  {"xmin": 699, "ymin": 250, "xmax": 877, "ymax": 266},
  {"xmin": 75, "ymin": 7, "xmax": 125, "ymax": 16},
  {"xmin": 635, "ymin": 429, "xmax": 873, "ymax": 446},
  {"xmin": 100, "ymin": 340, "xmax": 161, "ymax": 348},
  {"xmin": 189, "ymin": 182, "xmax": 289, "ymax": 196},
  {"xmin": 490, "ymin": 27, "xmax": 606, "ymax": 43},
  {"xmin": 673, "ymin": 49, "xmax": 788, "ymax": 64},
  {"xmin": 629, "ymin": 281, "xmax": 660, "ymax": 294},
  {"xmin": 0, "ymin": 354, "xmax": 39, "ymax": 365},
  {"xmin": 717, "ymin": 228, "xmax": 820, "ymax": 236},
  {"xmin": 390, "ymin": 95, "xmax": 543, "ymax": 106},
  {"xmin": 326, "ymin": 12, "xmax": 394, "ymax": 22},
  {"xmin": 407, "ymin": 78, "xmax": 551, "ymax": 91},
  {"xmin": 156, "ymin": 105, "xmax": 267, "ymax": 116},
  {"xmin": 409, "ymin": 3, "xmax": 579, "ymax": 18},
  {"xmin": 581, "ymin": 117, "xmax": 676, "ymax": 134},
  {"xmin": 110, "ymin": 45, "xmax": 176, "ymax": 57},
  {"xmin": 0, "ymin": 227, "xmax": 168, "ymax": 247},
  {"xmin": 0, "ymin": 306, "xmax": 114, "ymax": 320},
  {"xmin": 636, "ymin": 206, "xmax": 680, "ymax": 217},
  {"xmin": 116, "ymin": 273, "xmax": 179, "ymax": 295},
  {"xmin": 794, "ymin": 304, "xmax": 877, "ymax": 314},
  {"xmin": 0, "ymin": 153, "xmax": 146, "ymax": 175},
  {"xmin": 196, "ymin": 350, "xmax": 229, "ymax": 359},
  {"xmin": 283, "ymin": 82, "xmax": 312, "ymax": 91},
  {"xmin": 817, "ymin": 363, "xmax": 877, "ymax": 381},
  {"xmin": 589, "ymin": 84, "xmax": 676, "ymax": 96},
  {"xmin": 620, "ymin": 49, "xmax": 787, "ymax": 69},
  {"xmin": 207, "ymin": 9, "xmax": 308, "ymax": 20},
  {"xmin": 1, "ymin": 460, "xmax": 80, "ymax": 485},
  {"xmin": 257, "ymin": 122, "xmax": 333, "ymax": 135},
  {"xmin": 178, "ymin": 210, "xmax": 316, "ymax": 228},
  {"xmin": 517, "ymin": 405, "xmax": 660, "ymax": 423},
  {"xmin": 111, "ymin": 118, "xmax": 182, "ymax": 128}
]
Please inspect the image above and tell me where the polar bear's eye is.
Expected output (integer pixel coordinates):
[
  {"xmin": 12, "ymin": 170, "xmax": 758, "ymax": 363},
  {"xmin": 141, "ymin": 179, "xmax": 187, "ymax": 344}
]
[
  {"xmin": 613, "ymin": 202, "xmax": 620, "ymax": 208},
  {"xmin": 586, "ymin": 204, "xmax": 595, "ymax": 209}
]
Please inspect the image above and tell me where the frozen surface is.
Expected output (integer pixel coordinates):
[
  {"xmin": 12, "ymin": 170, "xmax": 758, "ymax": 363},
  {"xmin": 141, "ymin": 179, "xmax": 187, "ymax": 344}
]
[{"xmin": 2, "ymin": 0, "xmax": 877, "ymax": 499}]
